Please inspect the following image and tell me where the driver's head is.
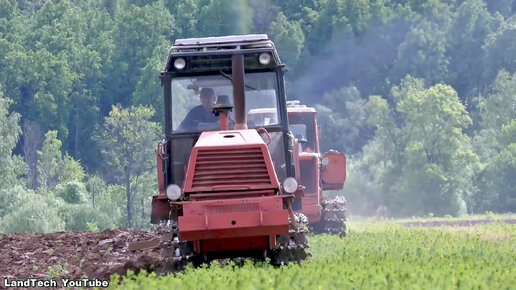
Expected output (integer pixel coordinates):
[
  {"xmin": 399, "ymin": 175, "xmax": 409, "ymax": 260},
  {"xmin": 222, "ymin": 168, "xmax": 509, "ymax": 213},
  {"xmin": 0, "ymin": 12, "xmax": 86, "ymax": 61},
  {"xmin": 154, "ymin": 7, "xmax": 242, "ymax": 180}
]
[{"xmin": 200, "ymin": 88, "xmax": 215, "ymax": 111}]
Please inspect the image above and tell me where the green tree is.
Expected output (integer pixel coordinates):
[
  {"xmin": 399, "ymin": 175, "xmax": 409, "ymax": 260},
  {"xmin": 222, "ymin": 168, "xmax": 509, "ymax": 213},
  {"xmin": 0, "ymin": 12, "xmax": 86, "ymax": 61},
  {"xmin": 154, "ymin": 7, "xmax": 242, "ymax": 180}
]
[
  {"xmin": 270, "ymin": 12, "xmax": 305, "ymax": 64},
  {"xmin": 0, "ymin": 87, "xmax": 26, "ymax": 221},
  {"xmin": 482, "ymin": 17, "xmax": 516, "ymax": 86},
  {"xmin": 86, "ymin": 174, "xmax": 107, "ymax": 209},
  {"xmin": 474, "ymin": 142, "xmax": 516, "ymax": 213},
  {"xmin": 350, "ymin": 77, "xmax": 479, "ymax": 216},
  {"xmin": 479, "ymin": 70, "xmax": 516, "ymax": 131},
  {"xmin": 197, "ymin": 0, "xmax": 254, "ymax": 36},
  {"xmin": 0, "ymin": 87, "xmax": 24, "ymax": 187},
  {"xmin": 167, "ymin": 0, "xmax": 200, "ymax": 37},
  {"xmin": 132, "ymin": 45, "xmax": 169, "ymax": 122},
  {"xmin": 392, "ymin": 16, "xmax": 451, "ymax": 85},
  {"xmin": 1, "ymin": 193, "xmax": 64, "ymax": 233},
  {"xmin": 249, "ymin": 0, "xmax": 281, "ymax": 34},
  {"xmin": 395, "ymin": 80, "xmax": 478, "ymax": 216},
  {"xmin": 37, "ymin": 131, "xmax": 62, "ymax": 188},
  {"xmin": 446, "ymin": 0, "xmax": 498, "ymax": 97},
  {"xmin": 130, "ymin": 171, "xmax": 157, "ymax": 229},
  {"xmin": 104, "ymin": 1, "xmax": 174, "ymax": 113},
  {"xmin": 307, "ymin": 0, "xmax": 373, "ymax": 54},
  {"xmin": 58, "ymin": 203, "xmax": 113, "ymax": 231},
  {"xmin": 473, "ymin": 70, "xmax": 516, "ymax": 159},
  {"xmin": 96, "ymin": 105, "xmax": 160, "ymax": 227},
  {"xmin": 315, "ymin": 86, "xmax": 372, "ymax": 154},
  {"xmin": 55, "ymin": 180, "xmax": 88, "ymax": 204},
  {"xmin": 37, "ymin": 130, "xmax": 86, "ymax": 190},
  {"xmin": 471, "ymin": 70, "xmax": 516, "ymax": 213}
]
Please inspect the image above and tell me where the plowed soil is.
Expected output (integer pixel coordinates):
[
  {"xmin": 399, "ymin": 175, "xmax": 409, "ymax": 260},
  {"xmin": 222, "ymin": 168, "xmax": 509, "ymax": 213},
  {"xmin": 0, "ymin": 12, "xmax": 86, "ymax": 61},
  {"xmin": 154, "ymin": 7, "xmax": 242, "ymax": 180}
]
[
  {"xmin": 0, "ymin": 228, "xmax": 161, "ymax": 280},
  {"xmin": 402, "ymin": 219, "xmax": 516, "ymax": 227}
]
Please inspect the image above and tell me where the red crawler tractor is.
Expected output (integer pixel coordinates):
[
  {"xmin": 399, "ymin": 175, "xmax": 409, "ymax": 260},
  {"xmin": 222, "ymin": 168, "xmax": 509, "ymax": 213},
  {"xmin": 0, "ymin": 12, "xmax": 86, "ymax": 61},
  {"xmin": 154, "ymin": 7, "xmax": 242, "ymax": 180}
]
[
  {"xmin": 131, "ymin": 35, "xmax": 346, "ymax": 271},
  {"xmin": 249, "ymin": 101, "xmax": 347, "ymax": 234}
]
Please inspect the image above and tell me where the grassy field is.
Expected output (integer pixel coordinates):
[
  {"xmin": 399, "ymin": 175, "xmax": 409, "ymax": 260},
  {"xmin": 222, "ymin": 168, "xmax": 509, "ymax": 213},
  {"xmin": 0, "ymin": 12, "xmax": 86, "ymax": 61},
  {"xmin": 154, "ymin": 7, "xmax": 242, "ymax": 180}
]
[{"xmin": 108, "ymin": 218, "xmax": 515, "ymax": 289}]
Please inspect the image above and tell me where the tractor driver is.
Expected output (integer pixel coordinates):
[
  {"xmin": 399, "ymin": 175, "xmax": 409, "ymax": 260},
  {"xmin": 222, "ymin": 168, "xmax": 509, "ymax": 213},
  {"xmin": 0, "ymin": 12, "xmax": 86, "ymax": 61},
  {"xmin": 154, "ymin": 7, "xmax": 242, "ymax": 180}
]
[{"xmin": 178, "ymin": 88, "xmax": 219, "ymax": 131}]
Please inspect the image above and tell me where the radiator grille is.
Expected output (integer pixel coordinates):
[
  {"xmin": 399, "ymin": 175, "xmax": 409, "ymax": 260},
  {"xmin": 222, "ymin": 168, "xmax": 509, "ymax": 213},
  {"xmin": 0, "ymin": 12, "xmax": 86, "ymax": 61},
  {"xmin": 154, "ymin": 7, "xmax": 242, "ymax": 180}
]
[
  {"xmin": 192, "ymin": 147, "xmax": 272, "ymax": 190},
  {"xmin": 207, "ymin": 203, "xmax": 260, "ymax": 214}
]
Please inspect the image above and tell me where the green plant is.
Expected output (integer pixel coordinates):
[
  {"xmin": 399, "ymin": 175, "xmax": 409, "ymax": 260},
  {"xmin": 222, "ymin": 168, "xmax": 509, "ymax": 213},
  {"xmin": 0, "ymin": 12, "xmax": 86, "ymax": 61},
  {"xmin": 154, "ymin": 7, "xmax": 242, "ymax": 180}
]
[
  {"xmin": 107, "ymin": 221, "xmax": 516, "ymax": 289},
  {"xmin": 46, "ymin": 262, "xmax": 68, "ymax": 279}
]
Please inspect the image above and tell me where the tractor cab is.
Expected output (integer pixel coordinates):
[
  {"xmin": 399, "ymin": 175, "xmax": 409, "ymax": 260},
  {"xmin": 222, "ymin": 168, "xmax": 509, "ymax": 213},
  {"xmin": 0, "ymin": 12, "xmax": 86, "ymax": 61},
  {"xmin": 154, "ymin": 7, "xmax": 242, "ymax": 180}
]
[{"xmin": 159, "ymin": 35, "xmax": 295, "ymax": 197}]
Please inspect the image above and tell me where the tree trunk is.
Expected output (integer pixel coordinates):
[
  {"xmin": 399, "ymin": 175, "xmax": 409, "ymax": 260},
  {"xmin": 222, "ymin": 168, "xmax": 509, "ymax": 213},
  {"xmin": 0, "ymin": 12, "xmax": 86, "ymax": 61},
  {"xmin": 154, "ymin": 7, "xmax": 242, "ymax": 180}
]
[
  {"xmin": 141, "ymin": 196, "xmax": 145, "ymax": 223},
  {"xmin": 74, "ymin": 108, "xmax": 79, "ymax": 157},
  {"xmin": 125, "ymin": 168, "xmax": 132, "ymax": 227},
  {"xmin": 22, "ymin": 120, "xmax": 44, "ymax": 190}
]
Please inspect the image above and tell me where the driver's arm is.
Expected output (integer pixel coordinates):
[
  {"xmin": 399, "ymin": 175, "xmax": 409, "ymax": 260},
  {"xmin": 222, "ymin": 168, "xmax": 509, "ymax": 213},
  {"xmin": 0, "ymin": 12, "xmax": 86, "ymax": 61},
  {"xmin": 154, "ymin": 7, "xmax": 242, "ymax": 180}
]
[{"xmin": 177, "ymin": 107, "xmax": 198, "ymax": 131}]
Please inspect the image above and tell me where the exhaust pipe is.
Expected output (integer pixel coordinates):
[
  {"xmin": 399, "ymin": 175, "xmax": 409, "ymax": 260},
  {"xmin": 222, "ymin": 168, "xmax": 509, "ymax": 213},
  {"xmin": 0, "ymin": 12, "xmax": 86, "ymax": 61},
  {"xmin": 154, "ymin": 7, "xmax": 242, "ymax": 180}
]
[{"xmin": 232, "ymin": 54, "xmax": 247, "ymax": 130}]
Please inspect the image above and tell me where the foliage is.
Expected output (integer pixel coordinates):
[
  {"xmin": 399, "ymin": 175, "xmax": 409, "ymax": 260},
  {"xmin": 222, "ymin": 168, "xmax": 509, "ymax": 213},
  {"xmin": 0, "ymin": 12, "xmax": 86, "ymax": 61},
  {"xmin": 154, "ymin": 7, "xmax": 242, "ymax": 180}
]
[
  {"xmin": 54, "ymin": 180, "xmax": 88, "ymax": 204},
  {"xmin": 270, "ymin": 12, "xmax": 305, "ymax": 64},
  {"xmin": 58, "ymin": 203, "xmax": 114, "ymax": 232},
  {"xmin": 108, "ymin": 222, "xmax": 516, "ymax": 289},
  {"xmin": 0, "ymin": 87, "xmax": 27, "ymax": 221},
  {"xmin": 38, "ymin": 130, "xmax": 86, "ymax": 188},
  {"xmin": 37, "ymin": 131, "xmax": 62, "ymax": 188},
  {"xmin": 315, "ymin": 86, "xmax": 372, "ymax": 153},
  {"xmin": 196, "ymin": 0, "xmax": 254, "ymax": 36},
  {"xmin": 345, "ymin": 78, "xmax": 481, "ymax": 216},
  {"xmin": 0, "ymin": 87, "xmax": 25, "ymax": 188},
  {"xmin": 470, "ymin": 70, "xmax": 516, "ymax": 212},
  {"xmin": 0, "ymin": 192, "xmax": 65, "ymax": 234},
  {"xmin": 478, "ymin": 70, "xmax": 516, "ymax": 133},
  {"xmin": 96, "ymin": 105, "xmax": 160, "ymax": 227},
  {"xmin": 129, "ymin": 171, "xmax": 158, "ymax": 230},
  {"xmin": 0, "ymin": 185, "xmax": 27, "ymax": 218}
]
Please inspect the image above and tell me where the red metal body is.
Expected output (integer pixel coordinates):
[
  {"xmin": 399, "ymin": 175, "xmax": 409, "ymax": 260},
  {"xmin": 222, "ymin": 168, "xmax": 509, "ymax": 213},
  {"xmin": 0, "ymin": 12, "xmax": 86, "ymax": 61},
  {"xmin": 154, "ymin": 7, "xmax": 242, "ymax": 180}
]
[
  {"xmin": 183, "ymin": 130, "xmax": 280, "ymax": 193},
  {"xmin": 248, "ymin": 102, "xmax": 347, "ymax": 224},
  {"xmin": 288, "ymin": 106, "xmax": 346, "ymax": 222},
  {"xmin": 153, "ymin": 129, "xmax": 290, "ymax": 254},
  {"xmin": 177, "ymin": 195, "xmax": 288, "ymax": 251}
]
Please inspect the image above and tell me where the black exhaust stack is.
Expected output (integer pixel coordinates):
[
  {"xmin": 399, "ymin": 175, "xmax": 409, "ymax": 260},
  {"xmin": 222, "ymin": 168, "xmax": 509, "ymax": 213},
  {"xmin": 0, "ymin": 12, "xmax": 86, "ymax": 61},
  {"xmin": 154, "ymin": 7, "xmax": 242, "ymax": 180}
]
[{"xmin": 232, "ymin": 54, "xmax": 247, "ymax": 130}]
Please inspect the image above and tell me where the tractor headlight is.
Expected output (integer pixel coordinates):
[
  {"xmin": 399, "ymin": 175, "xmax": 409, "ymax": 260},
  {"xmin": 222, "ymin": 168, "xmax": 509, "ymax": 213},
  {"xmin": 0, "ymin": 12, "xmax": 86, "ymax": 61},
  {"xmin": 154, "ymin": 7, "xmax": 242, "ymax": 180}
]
[
  {"xmin": 166, "ymin": 184, "xmax": 182, "ymax": 200},
  {"xmin": 321, "ymin": 156, "xmax": 330, "ymax": 166},
  {"xmin": 282, "ymin": 177, "xmax": 298, "ymax": 194},
  {"xmin": 173, "ymin": 57, "xmax": 186, "ymax": 70},
  {"xmin": 258, "ymin": 53, "xmax": 271, "ymax": 65}
]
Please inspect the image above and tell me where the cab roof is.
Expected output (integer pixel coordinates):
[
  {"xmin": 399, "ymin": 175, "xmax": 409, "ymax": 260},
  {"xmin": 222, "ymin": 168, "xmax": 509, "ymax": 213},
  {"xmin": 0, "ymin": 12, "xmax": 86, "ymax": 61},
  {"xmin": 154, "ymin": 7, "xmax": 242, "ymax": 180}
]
[
  {"xmin": 286, "ymin": 100, "xmax": 316, "ymax": 113},
  {"xmin": 165, "ymin": 34, "xmax": 282, "ymax": 72},
  {"xmin": 174, "ymin": 34, "xmax": 269, "ymax": 46}
]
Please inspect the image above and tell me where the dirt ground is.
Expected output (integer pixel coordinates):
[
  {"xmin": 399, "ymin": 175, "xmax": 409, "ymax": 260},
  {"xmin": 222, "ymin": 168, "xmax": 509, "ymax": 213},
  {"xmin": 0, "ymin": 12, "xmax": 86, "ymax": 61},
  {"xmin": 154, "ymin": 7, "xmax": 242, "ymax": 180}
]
[
  {"xmin": 402, "ymin": 219, "xmax": 516, "ymax": 227},
  {"xmin": 0, "ymin": 228, "xmax": 162, "ymax": 280}
]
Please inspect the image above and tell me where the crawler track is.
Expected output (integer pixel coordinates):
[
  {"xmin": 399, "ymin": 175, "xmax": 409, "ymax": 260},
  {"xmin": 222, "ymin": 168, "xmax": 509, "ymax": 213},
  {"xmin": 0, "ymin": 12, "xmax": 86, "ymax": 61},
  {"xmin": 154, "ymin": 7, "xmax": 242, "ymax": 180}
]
[
  {"xmin": 270, "ymin": 213, "xmax": 310, "ymax": 265},
  {"xmin": 312, "ymin": 196, "xmax": 347, "ymax": 236}
]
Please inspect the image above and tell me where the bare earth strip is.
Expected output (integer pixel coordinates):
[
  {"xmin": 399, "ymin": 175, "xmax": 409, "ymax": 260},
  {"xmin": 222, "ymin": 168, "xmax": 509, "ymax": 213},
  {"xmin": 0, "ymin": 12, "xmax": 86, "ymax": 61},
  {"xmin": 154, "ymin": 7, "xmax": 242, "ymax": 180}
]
[
  {"xmin": 0, "ymin": 228, "xmax": 162, "ymax": 280},
  {"xmin": 402, "ymin": 219, "xmax": 516, "ymax": 227}
]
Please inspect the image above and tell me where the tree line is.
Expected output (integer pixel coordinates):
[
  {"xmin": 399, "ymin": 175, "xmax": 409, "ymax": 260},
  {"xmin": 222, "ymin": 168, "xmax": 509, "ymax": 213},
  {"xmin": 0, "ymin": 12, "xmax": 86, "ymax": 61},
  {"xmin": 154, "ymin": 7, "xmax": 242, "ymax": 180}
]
[{"xmin": 0, "ymin": 0, "xmax": 514, "ymax": 233}]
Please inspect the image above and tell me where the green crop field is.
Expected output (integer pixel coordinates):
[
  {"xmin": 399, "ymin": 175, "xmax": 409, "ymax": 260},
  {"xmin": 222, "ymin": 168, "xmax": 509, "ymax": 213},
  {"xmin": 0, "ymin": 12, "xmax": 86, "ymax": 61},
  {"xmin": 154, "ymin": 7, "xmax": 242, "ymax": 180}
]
[{"xmin": 108, "ymin": 218, "xmax": 515, "ymax": 290}]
